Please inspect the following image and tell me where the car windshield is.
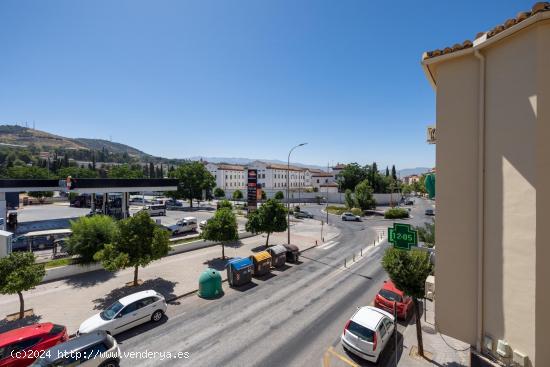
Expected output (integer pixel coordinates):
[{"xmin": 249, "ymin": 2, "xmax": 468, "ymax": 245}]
[
  {"xmin": 100, "ymin": 301, "xmax": 124, "ymax": 320},
  {"xmin": 347, "ymin": 321, "xmax": 375, "ymax": 342},
  {"xmin": 379, "ymin": 289, "xmax": 403, "ymax": 303}
]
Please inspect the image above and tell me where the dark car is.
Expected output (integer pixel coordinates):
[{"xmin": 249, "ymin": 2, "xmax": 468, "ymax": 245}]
[
  {"xmin": 425, "ymin": 209, "xmax": 435, "ymax": 216},
  {"xmin": 31, "ymin": 331, "xmax": 120, "ymax": 367},
  {"xmin": 405, "ymin": 199, "xmax": 414, "ymax": 205},
  {"xmin": 294, "ymin": 210, "xmax": 313, "ymax": 219}
]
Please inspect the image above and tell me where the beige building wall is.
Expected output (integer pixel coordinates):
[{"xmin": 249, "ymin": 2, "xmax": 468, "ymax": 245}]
[{"xmin": 425, "ymin": 17, "xmax": 550, "ymax": 367}]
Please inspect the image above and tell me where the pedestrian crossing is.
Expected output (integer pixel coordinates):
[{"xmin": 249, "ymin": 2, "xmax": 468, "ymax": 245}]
[{"xmin": 318, "ymin": 240, "xmax": 340, "ymax": 250}]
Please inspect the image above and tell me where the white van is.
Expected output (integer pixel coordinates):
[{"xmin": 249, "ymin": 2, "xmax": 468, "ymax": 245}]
[
  {"xmin": 143, "ymin": 204, "xmax": 167, "ymax": 216},
  {"xmin": 168, "ymin": 217, "xmax": 198, "ymax": 235}
]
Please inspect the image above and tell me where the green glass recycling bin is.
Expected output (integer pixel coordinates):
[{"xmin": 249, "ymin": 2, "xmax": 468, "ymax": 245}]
[{"xmin": 198, "ymin": 268, "xmax": 223, "ymax": 299}]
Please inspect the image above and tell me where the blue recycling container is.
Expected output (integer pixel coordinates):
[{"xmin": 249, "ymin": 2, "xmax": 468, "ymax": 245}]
[{"xmin": 227, "ymin": 257, "xmax": 253, "ymax": 287}]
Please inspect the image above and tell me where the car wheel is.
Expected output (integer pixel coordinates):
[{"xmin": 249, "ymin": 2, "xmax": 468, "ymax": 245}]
[
  {"xmin": 151, "ymin": 310, "xmax": 164, "ymax": 322},
  {"xmin": 100, "ymin": 359, "xmax": 119, "ymax": 367}
]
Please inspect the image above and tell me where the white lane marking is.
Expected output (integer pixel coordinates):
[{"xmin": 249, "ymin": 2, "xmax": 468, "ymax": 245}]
[{"xmin": 319, "ymin": 241, "xmax": 339, "ymax": 250}]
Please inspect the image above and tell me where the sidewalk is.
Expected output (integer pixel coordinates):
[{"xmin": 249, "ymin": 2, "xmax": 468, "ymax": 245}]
[
  {"xmin": 397, "ymin": 299, "xmax": 470, "ymax": 366},
  {"xmin": 0, "ymin": 219, "xmax": 339, "ymax": 335}
]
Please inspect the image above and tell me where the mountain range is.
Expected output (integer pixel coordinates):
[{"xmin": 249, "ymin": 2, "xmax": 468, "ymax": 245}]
[{"xmin": 0, "ymin": 124, "xmax": 431, "ymax": 175}]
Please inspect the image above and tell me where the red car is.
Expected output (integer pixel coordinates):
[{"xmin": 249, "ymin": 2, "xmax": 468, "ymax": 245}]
[
  {"xmin": 0, "ymin": 323, "xmax": 68, "ymax": 367},
  {"xmin": 374, "ymin": 280, "xmax": 413, "ymax": 320}
]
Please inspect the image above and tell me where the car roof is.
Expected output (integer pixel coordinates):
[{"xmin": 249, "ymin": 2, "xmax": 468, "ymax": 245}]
[
  {"xmin": 183, "ymin": 217, "xmax": 196, "ymax": 220},
  {"xmin": 43, "ymin": 331, "xmax": 109, "ymax": 362},
  {"xmin": 0, "ymin": 323, "xmax": 54, "ymax": 346},
  {"xmin": 119, "ymin": 290, "xmax": 157, "ymax": 306},
  {"xmin": 351, "ymin": 306, "xmax": 393, "ymax": 329},
  {"xmin": 381, "ymin": 280, "xmax": 404, "ymax": 297}
]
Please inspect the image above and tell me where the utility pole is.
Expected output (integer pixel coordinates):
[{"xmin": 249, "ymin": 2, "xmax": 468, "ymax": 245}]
[
  {"xmin": 287, "ymin": 143, "xmax": 307, "ymax": 244},
  {"xmin": 326, "ymin": 162, "xmax": 329, "ymax": 225}
]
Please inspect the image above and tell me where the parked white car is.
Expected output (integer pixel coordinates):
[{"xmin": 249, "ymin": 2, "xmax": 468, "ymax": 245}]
[
  {"xmin": 169, "ymin": 217, "xmax": 198, "ymax": 235},
  {"xmin": 78, "ymin": 290, "xmax": 167, "ymax": 336},
  {"xmin": 341, "ymin": 306, "xmax": 395, "ymax": 363},
  {"xmin": 341, "ymin": 212, "xmax": 361, "ymax": 221}
]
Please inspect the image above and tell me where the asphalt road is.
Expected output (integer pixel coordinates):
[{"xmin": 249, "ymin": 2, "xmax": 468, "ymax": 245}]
[{"xmin": 115, "ymin": 198, "xmax": 434, "ymax": 367}]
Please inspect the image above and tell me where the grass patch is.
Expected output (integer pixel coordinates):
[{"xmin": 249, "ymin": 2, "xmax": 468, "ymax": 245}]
[
  {"xmin": 326, "ymin": 205, "xmax": 349, "ymax": 215},
  {"xmin": 171, "ymin": 236, "xmax": 202, "ymax": 246},
  {"xmin": 45, "ymin": 257, "xmax": 73, "ymax": 269},
  {"xmin": 384, "ymin": 207, "xmax": 410, "ymax": 219}
]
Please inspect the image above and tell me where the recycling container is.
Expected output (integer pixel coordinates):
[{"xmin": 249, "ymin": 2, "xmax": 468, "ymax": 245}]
[
  {"xmin": 198, "ymin": 268, "xmax": 223, "ymax": 299},
  {"xmin": 227, "ymin": 257, "xmax": 253, "ymax": 287},
  {"xmin": 266, "ymin": 245, "xmax": 287, "ymax": 268},
  {"xmin": 283, "ymin": 244, "xmax": 300, "ymax": 263},
  {"xmin": 250, "ymin": 251, "xmax": 272, "ymax": 277}
]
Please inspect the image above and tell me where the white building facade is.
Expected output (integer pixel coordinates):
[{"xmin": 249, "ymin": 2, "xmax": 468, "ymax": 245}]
[{"xmin": 206, "ymin": 163, "xmax": 246, "ymax": 191}]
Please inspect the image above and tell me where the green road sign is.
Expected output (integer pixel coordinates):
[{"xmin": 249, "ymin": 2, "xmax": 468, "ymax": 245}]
[{"xmin": 388, "ymin": 223, "xmax": 418, "ymax": 251}]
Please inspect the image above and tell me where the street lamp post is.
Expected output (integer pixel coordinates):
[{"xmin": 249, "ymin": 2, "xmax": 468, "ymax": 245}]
[{"xmin": 287, "ymin": 143, "xmax": 307, "ymax": 244}]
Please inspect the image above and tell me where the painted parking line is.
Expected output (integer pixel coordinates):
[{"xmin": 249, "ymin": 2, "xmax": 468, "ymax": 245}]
[{"xmin": 322, "ymin": 346, "xmax": 359, "ymax": 367}]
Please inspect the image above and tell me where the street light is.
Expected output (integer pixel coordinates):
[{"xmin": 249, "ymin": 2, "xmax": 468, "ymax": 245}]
[{"xmin": 287, "ymin": 143, "xmax": 307, "ymax": 244}]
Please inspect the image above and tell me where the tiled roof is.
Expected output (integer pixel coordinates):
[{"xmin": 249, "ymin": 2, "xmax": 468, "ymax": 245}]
[
  {"xmin": 266, "ymin": 163, "xmax": 304, "ymax": 172},
  {"xmin": 217, "ymin": 164, "xmax": 245, "ymax": 171},
  {"xmin": 312, "ymin": 172, "xmax": 334, "ymax": 177},
  {"xmin": 423, "ymin": 2, "xmax": 550, "ymax": 60}
]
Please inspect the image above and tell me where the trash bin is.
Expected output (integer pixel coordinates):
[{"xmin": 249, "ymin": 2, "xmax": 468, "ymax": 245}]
[
  {"xmin": 250, "ymin": 251, "xmax": 272, "ymax": 277},
  {"xmin": 227, "ymin": 257, "xmax": 253, "ymax": 287},
  {"xmin": 266, "ymin": 245, "xmax": 287, "ymax": 268},
  {"xmin": 283, "ymin": 244, "xmax": 300, "ymax": 263},
  {"xmin": 198, "ymin": 268, "xmax": 223, "ymax": 299}
]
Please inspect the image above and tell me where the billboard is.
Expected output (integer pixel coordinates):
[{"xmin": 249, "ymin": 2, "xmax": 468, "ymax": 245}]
[{"xmin": 247, "ymin": 169, "xmax": 258, "ymax": 211}]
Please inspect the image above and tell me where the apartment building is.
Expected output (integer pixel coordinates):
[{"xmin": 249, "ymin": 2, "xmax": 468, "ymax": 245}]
[
  {"xmin": 421, "ymin": 3, "xmax": 550, "ymax": 366},
  {"xmin": 310, "ymin": 170, "xmax": 336, "ymax": 190},
  {"xmin": 205, "ymin": 163, "xmax": 246, "ymax": 190},
  {"xmin": 247, "ymin": 161, "xmax": 312, "ymax": 191}
]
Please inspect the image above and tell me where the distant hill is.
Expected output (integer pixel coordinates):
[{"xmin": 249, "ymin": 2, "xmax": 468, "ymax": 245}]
[
  {"xmin": 398, "ymin": 167, "xmax": 431, "ymax": 177},
  {"xmin": 187, "ymin": 156, "xmax": 327, "ymax": 171},
  {"xmin": 0, "ymin": 125, "xmax": 149, "ymax": 158}
]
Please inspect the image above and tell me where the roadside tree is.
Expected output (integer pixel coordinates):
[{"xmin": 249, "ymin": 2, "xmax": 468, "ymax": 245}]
[
  {"xmin": 382, "ymin": 248, "xmax": 433, "ymax": 357},
  {"xmin": 0, "ymin": 252, "xmax": 45, "ymax": 319},
  {"xmin": 214, "ymin": 187, "xmax": 225, "ymax": 199},
  {"xmin": 337, "ymin": 163, "xmax": 367, "ymax": 192},
  {"xmin": 108, "ymin": 164, "xmax": 145, "ymax": 179},
  {"xmin": 201, "ymin": 207, "xmax": 238, "ymax": 259},
  {"xmin": 232, "ymin": 190, "xmax": 243, "ymax": 201},
  {"xmin": 217, "ymin": 199, "xmax": 233, "ymax": 210},
  {"xmin": 416, "ymin": 221, "xmax": 435, "ymax": 248},
  {"xmin": 94, "ymin": 211, "xmax": 171, "ymax": 286},
  {"xmin": 245, "ymin": 198, "xmax": 287, "ymax": 247},
  {"xmin": 67, "ymin": 215, "xmax": 118, "ymax": 264},
  {"xmin": 344, "ymin": 189, "xmax": 354, "ymax": 209},
  {"xmin": 354, "ymin": 180, "xmax": 376, "ymax": 210},
  {"xmin": 168, "ymin": 162, "xmax": 216, "ymax": 208},
  {"xmin": 274, "ymin": 191, "xmax": 284, "ymax": 200}
]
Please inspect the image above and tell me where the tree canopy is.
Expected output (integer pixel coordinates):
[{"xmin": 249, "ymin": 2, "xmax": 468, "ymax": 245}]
[
  {"xmin": 354, "ymin": 180, "xmax": 376, "ymax": 210},
  {"xmin": 232, "ymin": 190, "xmax": 243, "ymax": 200},
  {"xmin": 107, "ymin": 164, "xmax": 145, "ymax": 179},
  {"xmin": 94, "ymin": 211, "xmax": 171, "ymax": 286},
  {"xmin": 245, "ymin": 199, "xmax": 287, "ymax": 246},
  {"xmin": 0, "ymin": 252, "xmax": 45, "ymax": 318},
  {"xmin": 201, "ymin": 207, "xmax": 238, "ymax": 259},
  {"xmin": 168, "ymin": 162, "xmax": 216, "ymax": 207},
  {"xmin": 67, "ymin": 215, "xmax": 118, "ymax": 264}
]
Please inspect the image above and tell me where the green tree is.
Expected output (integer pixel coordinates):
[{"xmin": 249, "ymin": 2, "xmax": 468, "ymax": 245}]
[
  {"xmin": 0, "ymin": 252, "xmax": 45, "ymax": 319},
  {"xmin": 108, "ymin": 164, "xmax": 145, "ymax": 179},
  {"xmin": 382, "ymin": 248, "xmax": 433, "ymax": 357},
  {"xmin": 217, "ymin": 199, "xmax": 233, "ymax": 210},
  {"xmin": 337, "ymin": 163, "xmax": 367, "ymax": 192},
  {"xmin": 245, "ymin": 199, "xmax": 287, "ymax": 247},
  {"xmin": 58, "ymin": 166, "xmax": 98, "ymax": 178},
  {"xmin": 261, "ymin": 190, "xmax": 267, "ymax": 200},
  {"xmin": 214, "ymin": 187, "xmax": 225, "ymax": 199},
  {"xmin": 344, "ymin": 189, "xmax": 354, "ymax": 209},
  {"xmin": 416, "ymin": 221, "xmax": 435, "ymax": 248},
  {"xmin": 168, "ymin": 162, "xmax": 216, "ymax": 207},
  {"xmin": 94, "ymin": 211, "xmax": 171, "ymax": 286},
  {"xmin": 391, "ymin": 165, "xmax": 397, "ymax": 180},
  {"xmin": 67, "ymin": 215, "xmax": 118, "ymax": 264},
  {"xmin": 201, "ymin": 207, "xmax": 238, "ymax": 259},
  {"xmin": 7, "ymin": 165, "xmax": 51, "ymax": 179},
  {"xmin": 232, "ymin": 190, "xmax": 243, "ymax": 201},
  {"xmin": 354, "ymin": 180, "xmax": 376, "ymax": 210},
  {"xmin": 274, "ymin": 191, "xmax": 284, "ymax": 200},
  {"xmin": 385, "ymin": 166, "xmax": 390, "ymax": 177}
]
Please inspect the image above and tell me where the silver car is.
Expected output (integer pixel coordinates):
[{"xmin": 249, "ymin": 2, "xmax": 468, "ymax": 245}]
[
  {"xmin": 31, "ymin": 330, "xmax": 120, "ymax": 367},
  {"xmin": 341, "ymin": 212, "xmax": 361, "ymax": 221}
]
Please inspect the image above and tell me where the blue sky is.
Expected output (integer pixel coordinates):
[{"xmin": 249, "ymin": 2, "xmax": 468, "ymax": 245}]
[{"xmin": 0, "ymin": 0, "xmax": 533, "ymax": 169}]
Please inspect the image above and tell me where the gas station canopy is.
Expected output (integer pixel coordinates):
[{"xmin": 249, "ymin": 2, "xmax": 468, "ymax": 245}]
[{"xmin": 0, "ymin": 178, "xmax": 179, "ymax": 193}]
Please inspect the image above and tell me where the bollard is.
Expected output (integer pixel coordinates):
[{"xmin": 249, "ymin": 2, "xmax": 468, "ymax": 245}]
[
  {"xmin": 353, "ymin": 254, "xmax": 355, "ymax": 262},
  {"xmin": 361, "ymin": 248, "xmax": 363, "ymax": 256},
  {"xmin": 315, "ymin": 240, "xmax": 318, "ymax": 246},
  {"xmin": 344, "ymin": 258, "xmax": 347, "ymax": 268}
]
